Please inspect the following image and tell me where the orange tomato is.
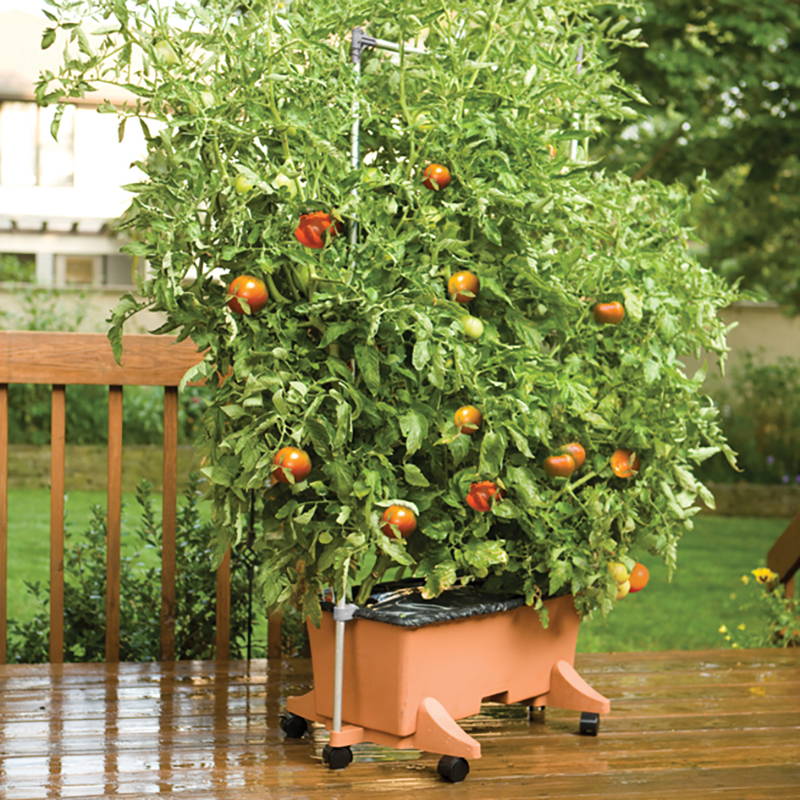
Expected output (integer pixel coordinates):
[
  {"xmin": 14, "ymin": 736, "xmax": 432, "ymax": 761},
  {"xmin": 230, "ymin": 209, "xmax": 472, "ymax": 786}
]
[
  {"xmin": 629, "ymin": 562, "xmax": 650, "ymax": 593},
  {"xmin": 466, "ymin": 481, "xmax": 502, "ymax": 512},
  {"xmin": 272, "ymin": 446, "xmax": 312, "ymax": 484},
  {"xmin": 294, "ymin": 211, "xmax": 342, "ymax": 249},
  {"xmin": 380, "ymin": 505, "xmax": 417, "ymax": 538},
  {"xmin": 593, "ymin": 301, "xmax": 625, "ymax": 324},
  {"xmin": 448, "ymin": 270, "xmax": 479, "ymax": 304},
  {"xmin": 422, "ymin": 163, "xmax": 452, "ymax": 190},
  {"xmin": 544, "ymin": 453, "xmax": 576, "ymax": 478},
  {"xmin": 226, "ymin": 275, "xmax": 269, "ymax": 314},
  {"xmin": 454, "ymin": 405, "xmax": 482, "ymax": 434},
  {"xmin": 560, "ymin": 442, "xmax": 586, "ymax": 469},
  {"xmin": 610, "ymin": 449, "xmax": 640, "ymax": 479}
]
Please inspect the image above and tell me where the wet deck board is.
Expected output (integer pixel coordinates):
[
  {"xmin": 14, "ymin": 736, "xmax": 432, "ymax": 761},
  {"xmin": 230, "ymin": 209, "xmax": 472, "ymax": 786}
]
[{"xmin": 0, "ymin": 649, "xmax": 797, "ymax": 799}]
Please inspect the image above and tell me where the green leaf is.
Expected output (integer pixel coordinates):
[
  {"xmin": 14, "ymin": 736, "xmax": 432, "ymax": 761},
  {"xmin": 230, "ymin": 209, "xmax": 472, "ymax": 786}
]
[
  {"xmin": 354, "ymin": 344, "xmax": 381, "ymax": 395},
  {"xmin": 479, "ymin": 431, "xmax": 506, "ymax": 475},
  {"xmin": 403, "ymin": 463, "xmax": 430, "ymax": 487},
  {"xmin": 41, "ymin": 28, "xmax": 56, "ymax": 50},
  {"xmin": 399, "ymin": 407, "xmax": 429, "ymax": 457}
]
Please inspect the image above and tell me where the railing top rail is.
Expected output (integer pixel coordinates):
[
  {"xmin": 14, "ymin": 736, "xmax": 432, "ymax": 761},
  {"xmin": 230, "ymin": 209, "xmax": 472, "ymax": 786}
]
[{"xmin": 0, "ymin": 330, "xmax": 203, "ymax": 387}]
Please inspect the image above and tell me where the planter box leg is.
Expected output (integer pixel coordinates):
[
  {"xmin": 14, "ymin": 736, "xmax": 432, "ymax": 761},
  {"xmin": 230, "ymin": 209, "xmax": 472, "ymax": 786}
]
[
  {"xmin": 410, "ymin": 696, "xmax": 481, "ymax": 760},
  {"xmin": 544, "ymin": 659, "xmax": 610, "ymax": 714}
]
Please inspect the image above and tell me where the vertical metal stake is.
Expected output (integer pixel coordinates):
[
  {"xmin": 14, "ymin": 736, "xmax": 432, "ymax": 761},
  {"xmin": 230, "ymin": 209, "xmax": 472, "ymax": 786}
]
[
  {"xmin": 332, "ymin": 594, "xmax": 347, "ymax": 733},
  {"xmin": 570, "ymin": 45, "xmax": 584, "ymax": 162}
]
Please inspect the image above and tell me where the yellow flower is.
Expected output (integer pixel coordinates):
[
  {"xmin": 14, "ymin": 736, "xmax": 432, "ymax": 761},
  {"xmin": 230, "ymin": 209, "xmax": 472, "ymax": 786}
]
[
  {"xmin": 718, "ymin": 624, "xmax": 728, "ymax": 634},
  {"xmin": 751, "ymin": 568, "xmax": 778, "ymax": 585},
  {"xmin": 732, "ymin": 643, "xmax": 740, "ymax": 649},
  {"xmin": 740, "ymin": 575, "xmax": 750, "ymax": 585},
  {"xmin": 737, "ymin": 623, "xmax": 747, "ymax": 631}
]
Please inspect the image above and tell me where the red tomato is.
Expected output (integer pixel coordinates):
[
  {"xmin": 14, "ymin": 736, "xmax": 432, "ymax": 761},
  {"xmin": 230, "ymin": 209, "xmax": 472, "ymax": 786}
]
[
  {"xmin": 380, "ymin": 505, "xmax": 417, "ymax": 538},
  {"xmin": 422, "ymin": 163, "xmax": 452, "ymax": 190},
  {"xmin": 466, "ymin": 480, "xmax": 502, "ymax": 512},
  {"xmin": 629, "ymin": 562, "xmax": 650, "ymax": 593},
  {"xmin": 543, "ymin": 453, "xmax": 576, "ymax": 478},
  {"xmin": 454, "ymin": 405, "xmax": 482, "ymax": 434},
  {"xmin": 448, "ymin": 270, "xmax": 479, "ymax": 304},
  {"xmin": 610, "ymin": 449, "xmax": 640, "ymax": 479},
  {"xmin": 272, "ymin": 446, "xmax": 312, "ymax": 484},
  {"xmin": 294, "ymin": 211, "xmax": 341, "ymax": 249},
  {"xmin": 226, "ymin": 275, "xmax": 269, "ymax": 314},
  {"xmin": 559, "ymin": 442, "xmax": 586, "ymax": 469},
  {"xmin": 593, "ymin": 301, "xmax": 625, "ymax": 324}
]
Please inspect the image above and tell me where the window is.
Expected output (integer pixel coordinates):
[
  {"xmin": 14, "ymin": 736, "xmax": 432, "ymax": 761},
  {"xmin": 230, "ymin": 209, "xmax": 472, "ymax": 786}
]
[{"xmin": 0, "ymin": 101, "xmax": 75, "ymax": 187}]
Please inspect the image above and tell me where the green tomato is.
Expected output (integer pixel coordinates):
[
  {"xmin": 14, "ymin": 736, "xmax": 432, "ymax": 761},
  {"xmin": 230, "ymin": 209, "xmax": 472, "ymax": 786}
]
[
  {"xmin": 462, "ymin": 315, "xmax": 485, "ymax": 339},
  {"xmin": 153, "ymin": 40, "xmax": 179, "ymax": 66},
  {"xmin": 271, "ymin": 172, "xmax": 299, "ymax": 197},
  {"xmin": 200, "ymin": 90, "xmax": 215, "ymax": 107},
  {"xmin": 234, "ymin": 174, "xmax": 254, "ymax": 194}
]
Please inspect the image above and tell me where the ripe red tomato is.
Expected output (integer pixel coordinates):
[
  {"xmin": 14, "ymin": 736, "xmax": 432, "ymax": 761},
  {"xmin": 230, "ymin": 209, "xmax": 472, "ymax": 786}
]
[
  {"xmin": 466, "ymin": 480, "xmax": 502, "ymax": 512},
  {"xmin": 380, "ymin": 505, "xmax": 417, "ymax": 538},
  {"xmin": 454, "ymin": 405, "xmax": 482, "ymax": 434},
  {"xmin": 559, "ymin": 442, "xmax": 586, "ymax": 469},
  {"xmin": 543, "ymin": 453, "xmax": 576, "ymax": 477},
  {"xmin": 610, "ymin": 449, "xmax": 640, "ymax": 479},
  {"xmin": 629, "ymin": 562, "xmax": 650, "ymax": 593},
  {"xmin": 422, "ymin": 163, "xmax": 452, "ymax": 190},
  {"xmin": 226, "ymin": 275, "xmax": 269, "ymax": 314},
  {"xmin": 294, "ymin": 211, "xmax": 342, "ymax": 249},
  {"xmin": 593, "ymin": 301, "xmax": 625, "ymax": 324},
  {"xmin": 448, "ymin": 271, "xmax": 479, "ymax": 304},
  {"xmin": 272, "ymin": 446, "xmax": 312, "ymax": 484}
]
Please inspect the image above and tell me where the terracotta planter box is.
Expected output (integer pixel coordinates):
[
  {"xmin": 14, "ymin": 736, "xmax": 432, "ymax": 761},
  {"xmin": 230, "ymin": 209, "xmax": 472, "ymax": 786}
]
[{"xmin": 286, "ymin": 593, "xmax": 609, "ymax": 776}]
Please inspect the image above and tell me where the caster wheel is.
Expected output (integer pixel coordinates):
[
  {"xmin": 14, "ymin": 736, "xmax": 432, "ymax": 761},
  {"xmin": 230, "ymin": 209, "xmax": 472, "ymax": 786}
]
[
  {"xmin": 280, "ymin": 713, "xmax": 308, "ymax": 739},
  {"xmin": 322, "ymin": 744, "xmax": 353, "ymax": 770},
  {"xmin": 579, "ymin": 711, "xmax": 600, "ymax": 736},
  {"xmin": 437, "ymin": 755, "xmax": 470, "ymax": 783}
]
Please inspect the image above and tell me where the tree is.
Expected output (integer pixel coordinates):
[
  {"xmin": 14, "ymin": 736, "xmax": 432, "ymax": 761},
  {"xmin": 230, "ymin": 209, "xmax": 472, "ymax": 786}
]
[
  {"xmin": 601, "ymin": 0, "xmax": 800, "ymax": 310},
  {"xmin": 38, "ymin": 0, "xmax": 736, "ymax": 622}
]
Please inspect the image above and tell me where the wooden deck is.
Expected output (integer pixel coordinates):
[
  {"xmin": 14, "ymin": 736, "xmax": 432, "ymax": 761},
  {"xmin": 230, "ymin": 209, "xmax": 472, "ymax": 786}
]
[{"xmin": 0, "ymin": 648, "xmax": 797, "ymax": 799}]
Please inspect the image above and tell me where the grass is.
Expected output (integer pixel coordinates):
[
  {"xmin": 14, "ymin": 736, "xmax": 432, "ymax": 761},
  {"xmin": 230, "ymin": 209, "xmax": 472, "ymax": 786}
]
[
  {"xmin": 3, "ymin": 489, "xmax": 789, "ymax": 653},
  {"xmin": 577, "ymin": 515, "xmax": 788, "ymax": 652}
]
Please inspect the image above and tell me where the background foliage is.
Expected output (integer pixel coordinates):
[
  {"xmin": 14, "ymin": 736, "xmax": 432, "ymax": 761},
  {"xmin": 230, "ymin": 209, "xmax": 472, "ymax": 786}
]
[
  {"xmin": 39, "ymin": 0, "xmax": 737, "ymax": 622},
  {"xmin": 602, "ymin": 0, "xmax": 800, "ymax": 311},
  {"xmin": 7, "ymin": 475, "xmax": 254, "ymax": 662}
]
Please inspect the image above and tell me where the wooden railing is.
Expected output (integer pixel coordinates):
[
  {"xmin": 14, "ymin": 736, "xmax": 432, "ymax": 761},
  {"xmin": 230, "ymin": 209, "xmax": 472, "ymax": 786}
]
[
  {"xmin": 768, "ymin": 510, "xmax": 799, "ymax": 599},
  {"xmin": 0, "ymin": 330, "xmax": 256, "ymax": 664}
]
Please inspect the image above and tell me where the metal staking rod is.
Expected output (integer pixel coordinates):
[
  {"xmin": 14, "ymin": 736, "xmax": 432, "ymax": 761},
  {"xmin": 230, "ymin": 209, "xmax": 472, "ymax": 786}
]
[
  {"xmin": 569, "ymin": 44, "xmax": 584, "ymax": 162},
  {"xmin": 332, "ymin": 595, "xmax": 347, "ymax": 732},
  {"xmin": 349, "ymin": 27, "xmax": 429, "ymax": 255}
]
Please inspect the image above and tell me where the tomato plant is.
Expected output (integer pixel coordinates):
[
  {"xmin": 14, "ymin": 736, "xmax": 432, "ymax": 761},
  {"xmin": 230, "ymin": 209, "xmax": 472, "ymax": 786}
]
[
  {"xmin": 380, "ymin": 505, "xmax": 417, "ymax": 539},
  {"xmin": 41, "ymin": 0, "xmax": 737, "ymax": 622},
  {"xmin": 226, "ymin": 275, "xmax": 269, "ymax": 315}
]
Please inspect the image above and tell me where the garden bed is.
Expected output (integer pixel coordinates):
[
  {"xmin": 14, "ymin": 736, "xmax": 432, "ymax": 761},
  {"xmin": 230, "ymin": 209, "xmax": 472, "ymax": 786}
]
[{"xmin": 702, "ymin": 482, "xmax": 800, "ymax": 518}]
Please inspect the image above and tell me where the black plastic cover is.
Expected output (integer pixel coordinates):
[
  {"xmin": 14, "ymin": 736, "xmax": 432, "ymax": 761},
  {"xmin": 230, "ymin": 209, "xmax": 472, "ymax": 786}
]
[{"xmin": 342, "ymin": 581, "xmax": 525, "ymax": 628}]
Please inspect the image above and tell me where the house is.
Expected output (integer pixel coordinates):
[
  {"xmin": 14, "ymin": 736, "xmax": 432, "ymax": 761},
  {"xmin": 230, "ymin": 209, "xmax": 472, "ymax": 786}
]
[{"xmin": 0, "ymin": 9, "xmax": 154, "ymax": 330}]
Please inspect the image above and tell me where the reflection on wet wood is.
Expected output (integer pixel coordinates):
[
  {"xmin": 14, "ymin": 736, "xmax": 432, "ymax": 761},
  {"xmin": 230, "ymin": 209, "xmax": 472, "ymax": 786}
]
[{"xmin": 0, "ymin": 649, "xmax": 797, "ymax": 799}]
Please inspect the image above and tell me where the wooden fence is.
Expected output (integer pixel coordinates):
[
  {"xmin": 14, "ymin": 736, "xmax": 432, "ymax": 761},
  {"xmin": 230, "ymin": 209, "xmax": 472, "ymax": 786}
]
[{"xmin": 0, "ymin": 330, "xmax": 267, "ymax": 664}]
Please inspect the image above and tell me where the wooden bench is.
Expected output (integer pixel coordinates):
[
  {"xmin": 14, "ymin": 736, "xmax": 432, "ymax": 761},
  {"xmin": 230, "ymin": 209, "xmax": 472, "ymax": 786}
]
[{"xmin": 0, "ymin": 329, "xmax": 270, "ymax": 665}]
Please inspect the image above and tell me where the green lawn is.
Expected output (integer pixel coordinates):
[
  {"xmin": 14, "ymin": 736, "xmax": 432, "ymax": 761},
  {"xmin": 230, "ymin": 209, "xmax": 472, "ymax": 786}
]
[{"xmin": 4, "ymin": 489, "xmax": 788, "ymax": 653}]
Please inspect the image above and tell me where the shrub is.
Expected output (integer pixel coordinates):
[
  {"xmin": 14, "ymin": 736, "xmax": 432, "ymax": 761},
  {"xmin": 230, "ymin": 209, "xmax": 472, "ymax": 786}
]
[
  {"xmin": 700, "ymin": 352, "xmax": 800, "ymax": 485},
  {"xmin": 6, "ymin": 475, "xmax": 257, "ymax": 663}
]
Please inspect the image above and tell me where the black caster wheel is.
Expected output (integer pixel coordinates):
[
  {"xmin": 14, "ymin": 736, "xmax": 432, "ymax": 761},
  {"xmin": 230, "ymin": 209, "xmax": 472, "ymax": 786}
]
[
  {"xmin": 280, "ymin": 713, "xmax": 308, "ymax": 739},
  {"xmin": 579, "ymin": 711, "xmax": 600, "ymax": 736},
  {"xmin": 437, "ymin": 755, "xmax": 470, "ymax": 783},
  {"xmin": 322, "ymin": 744, "xmax": 353, "ymax": 770}
]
